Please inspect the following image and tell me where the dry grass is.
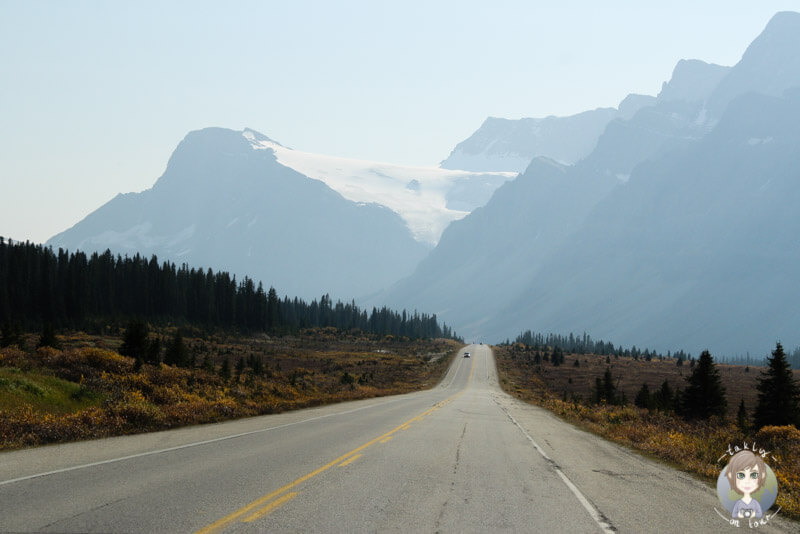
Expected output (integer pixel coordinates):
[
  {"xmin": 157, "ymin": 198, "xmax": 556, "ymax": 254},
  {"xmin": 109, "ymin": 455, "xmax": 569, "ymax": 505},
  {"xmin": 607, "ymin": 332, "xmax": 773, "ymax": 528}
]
[
  {"xmin": 0, "ymin": 328, "xmax": 459, "ymax": 451},
  {"xmin": 501, "ymin": 344, "xmax": 800, "ymax": 418},
  {"xmin": 494, "ymin": 345, "xmax": 800, "ymax": 521}
]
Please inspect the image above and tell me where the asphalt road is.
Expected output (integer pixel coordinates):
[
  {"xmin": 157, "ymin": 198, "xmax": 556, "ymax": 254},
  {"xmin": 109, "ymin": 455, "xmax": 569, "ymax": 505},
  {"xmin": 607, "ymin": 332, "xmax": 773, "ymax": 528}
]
[{"xmin": 0, "ymin": 345, "xmax": 796, "ymax": 533}]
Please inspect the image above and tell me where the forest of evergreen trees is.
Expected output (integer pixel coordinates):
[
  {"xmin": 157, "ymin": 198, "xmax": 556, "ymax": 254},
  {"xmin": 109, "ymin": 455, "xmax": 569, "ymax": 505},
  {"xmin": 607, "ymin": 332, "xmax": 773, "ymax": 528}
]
[
  {"xmin": 0, "ymin": 238, "xmax": 457, "ymax": 341},
  {"xmin": 511, "ymin": 329, "xmax": 693, "ymax": 363},
  {"xmin": 512, "ymin": 329, "xmax": 800, "ymax": 369}
]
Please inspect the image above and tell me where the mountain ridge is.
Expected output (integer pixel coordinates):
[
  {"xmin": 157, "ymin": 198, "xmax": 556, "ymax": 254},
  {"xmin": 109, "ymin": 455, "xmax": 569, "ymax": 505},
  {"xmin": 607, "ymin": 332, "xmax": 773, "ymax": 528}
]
[
  {"xmin": 377, "ymin": 11, "xmax": 800, "ymax": 357},
  {"xmin": 47, "ymin": 127, "xmax": 429, "ymax": 301}
]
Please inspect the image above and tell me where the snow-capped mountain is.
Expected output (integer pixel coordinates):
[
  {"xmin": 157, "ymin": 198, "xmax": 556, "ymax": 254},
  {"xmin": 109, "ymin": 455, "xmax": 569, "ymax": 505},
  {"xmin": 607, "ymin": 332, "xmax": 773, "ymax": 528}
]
[
  {"xmin": 242, "ymin": 129, "xmax": 515, "ymax": 246},
  {"xmin": 46, "ymin": 127, "xmax": 515, "ymax": 300},
  {"xmin": 47, "ymin": 128, "xmax": 433, "ymax": 300}
]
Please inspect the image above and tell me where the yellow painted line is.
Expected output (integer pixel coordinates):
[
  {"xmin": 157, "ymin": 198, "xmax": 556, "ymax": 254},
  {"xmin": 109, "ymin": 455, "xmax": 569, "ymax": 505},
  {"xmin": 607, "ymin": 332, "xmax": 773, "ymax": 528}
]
[
  {"xmin": 195, "ymin": 353, "xmax": 474, "ymax": 534},
  {"xmin": 195, "ymin": 399, "xmax": 454, "ymax": 533},
  {"xmin": 241, "ymin": 492, "xmax": 298, "ymax": 523},
  {"xmin": 379, "ymin": 436, "xmax": 394, "ymax": 444},
  {"xmin": 338, "ymin": 453, "xmax": 362, "ymax": 467}
]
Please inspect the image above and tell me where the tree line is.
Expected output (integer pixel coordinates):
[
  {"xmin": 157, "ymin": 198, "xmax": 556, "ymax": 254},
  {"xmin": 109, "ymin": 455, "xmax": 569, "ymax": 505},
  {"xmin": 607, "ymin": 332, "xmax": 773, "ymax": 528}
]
[
  {"xmin": 0, "ymin": 238, "xmax": 457, "ymax": 341},
  {"xmin": 512, "ymin": 329, "xmax": 693, "ymax": 363},
  {"xmin": 514, "ymin": 328, "xmax": 800, "ymax": 369}
]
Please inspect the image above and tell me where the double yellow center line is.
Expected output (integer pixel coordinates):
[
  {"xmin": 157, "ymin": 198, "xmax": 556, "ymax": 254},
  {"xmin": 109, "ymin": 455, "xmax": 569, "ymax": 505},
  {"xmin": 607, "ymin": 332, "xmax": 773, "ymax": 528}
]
[{"xmin": 195, "ymin": 354, "xmax": 473, "ymax": 533}]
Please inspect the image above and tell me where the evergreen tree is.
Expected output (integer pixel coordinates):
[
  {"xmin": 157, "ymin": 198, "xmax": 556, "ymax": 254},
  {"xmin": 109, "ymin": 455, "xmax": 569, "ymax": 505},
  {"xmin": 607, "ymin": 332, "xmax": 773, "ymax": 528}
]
[
  {"xmin": 654, "ymin": 380, "xmax": 673, "ymax": 411},
  {"xmin": 266, "ymin": 287, "xmax": 279, "ymax": 329},
  {"xmin": 753, "ymin": 342, "xmax": 800, "ymax": 430},
  {"xmin": 634, "ymin": 383, "xmax": 653, "ymax": 410},
  {"xmin": 602, "ymin": 367, "xmax": 617, "ymax": 405},
  {"xmin": 37, "ymin": 323, "xmax": 61, "ymax": 349},
  {"xmin": 0, "ymin": 239, "xmax": 459, "ymax": 341},
  {"xmin": 672, "ymin": 387, "xmax": 683, "ymax": 414},
  {"xmin": 0, "ymin": 322, "xmax": 24, "ymax": 348},
  {"xmin": 164, "ymin": 331, "xmax": 189, "ymax": 367},
  {"xmin": 736, "ymin": 399, "xmax": 749, "ymax": 433},
  {"xmin": 681, "ymin": 350, "xmax": 727, "ymax": 420},
  {"xmin": 552, "ymin": 347, "xmax": 562, "ymax": 366},
  {"xmin": 593, "ymin": 377, "xmax": 603, "ymax": 404},
  {"xmin": 146, "ymin": 336, "xmax": 162, "ymax": 365},
  {"xmin": 593, "ymin": 367, "xmax": 618, "ymax": 405},
  {"xmin": 120, "ymin": 319, "xmax": 149, "ymax": 361}
]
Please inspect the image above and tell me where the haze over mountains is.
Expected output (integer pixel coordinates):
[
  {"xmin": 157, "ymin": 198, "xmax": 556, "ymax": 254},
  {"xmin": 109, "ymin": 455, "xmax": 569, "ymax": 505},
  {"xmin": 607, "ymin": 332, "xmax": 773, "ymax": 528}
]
[
  {"xmin": 379, "ymin": 11, "xmax": 800, "ymax": 356},
  {"xmin": 47, "ymin": 11, "xmax": 800, "ymax": 357}
]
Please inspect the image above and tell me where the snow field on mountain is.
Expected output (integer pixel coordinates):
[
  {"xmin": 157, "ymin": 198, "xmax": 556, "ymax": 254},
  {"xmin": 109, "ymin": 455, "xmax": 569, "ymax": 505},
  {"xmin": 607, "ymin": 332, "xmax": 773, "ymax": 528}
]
[{"xmin": 244, "ymin": 131, "xmax": 514, "ymax": 246}]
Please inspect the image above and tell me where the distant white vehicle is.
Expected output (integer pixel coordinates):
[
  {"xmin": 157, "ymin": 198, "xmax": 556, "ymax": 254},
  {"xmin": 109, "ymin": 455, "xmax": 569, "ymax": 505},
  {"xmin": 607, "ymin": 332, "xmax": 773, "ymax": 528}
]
[{"xmin": 464, "ymin": 352, "xmax": 470, "ymax": 358}]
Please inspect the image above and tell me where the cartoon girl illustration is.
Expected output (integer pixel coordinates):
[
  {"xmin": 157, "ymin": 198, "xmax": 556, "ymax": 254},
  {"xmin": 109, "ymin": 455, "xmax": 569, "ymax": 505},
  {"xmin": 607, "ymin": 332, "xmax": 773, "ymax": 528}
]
[{"xmin": 725, "ymin": 450, "xmax": 767, "ymax": 519}]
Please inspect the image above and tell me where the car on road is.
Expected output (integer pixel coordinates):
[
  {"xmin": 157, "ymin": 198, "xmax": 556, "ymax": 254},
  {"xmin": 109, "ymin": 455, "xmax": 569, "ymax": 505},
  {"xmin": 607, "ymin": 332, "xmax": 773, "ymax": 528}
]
[{"xmin": 464, "ymin": 352, "xmax": 470, "ymax": 358}]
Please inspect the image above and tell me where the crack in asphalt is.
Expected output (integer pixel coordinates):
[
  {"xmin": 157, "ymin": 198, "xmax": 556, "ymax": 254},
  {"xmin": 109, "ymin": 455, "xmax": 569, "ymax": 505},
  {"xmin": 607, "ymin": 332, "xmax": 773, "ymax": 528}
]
[{"xmin": 434, "ymin": 422, "xmax": 468, "ymax": 533}]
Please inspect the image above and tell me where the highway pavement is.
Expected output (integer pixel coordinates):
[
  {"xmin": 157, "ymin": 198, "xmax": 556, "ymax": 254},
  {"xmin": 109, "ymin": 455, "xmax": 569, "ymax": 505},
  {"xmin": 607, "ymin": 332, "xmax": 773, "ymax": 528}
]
[{"xmin": 0, "ymin": 344, "xmax": 796, "ymax": 533}]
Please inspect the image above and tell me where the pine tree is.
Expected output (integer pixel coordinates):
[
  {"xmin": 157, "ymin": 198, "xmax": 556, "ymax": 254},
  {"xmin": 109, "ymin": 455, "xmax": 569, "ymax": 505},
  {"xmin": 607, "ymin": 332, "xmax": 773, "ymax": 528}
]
[
  {"xmin": 602, "ymin": 367, "xmax": 617, "ymax": 405},
  {"xmin": 164, "ymin": 331, "xmax": 189, "ymax": 367},
  {"xmin": 120, "ymin": 319, "xmax": 149, "ymax": 361},
  {"xmin": 672, "ymin": 387, "xmax": 683, "ymax": 414},
  {"xmin": 146, "ymin": 336, "xmax": 162, "ymax": 365},
  {"xmin": 736, "ymin": 399, "xmax": 749, "ymax": 432},
  {"xmin": 654, "ymin": 380, "xmax": 673, "ymax": 411},
  {"xmin": 593, "ymin": 377, "xmax": 603, "ymax": 404},
  {"xmin": 37, "ymin": 323, "xmax": 61, "ymax": 349},
  {"xmin": 753, "ymin": 342, "xmax": 800, "ymax": 430},
  {"xmin": 634, "ymin": 383, "xmax": 653, "ymax": 410},
  {"xmin": 593, "ymin": 367, "xmax": 618, "ymax": 405},
  {"xmin": 681, "ymin": 350, "xmax": 727, "ymax": 420}
]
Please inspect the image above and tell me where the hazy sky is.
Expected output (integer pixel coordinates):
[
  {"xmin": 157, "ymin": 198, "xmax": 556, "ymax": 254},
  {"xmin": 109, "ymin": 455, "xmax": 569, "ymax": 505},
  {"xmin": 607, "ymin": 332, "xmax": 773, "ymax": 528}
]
[{"xmin": 2, "ymin": 1, "xmax": 798, "ymax": 244}]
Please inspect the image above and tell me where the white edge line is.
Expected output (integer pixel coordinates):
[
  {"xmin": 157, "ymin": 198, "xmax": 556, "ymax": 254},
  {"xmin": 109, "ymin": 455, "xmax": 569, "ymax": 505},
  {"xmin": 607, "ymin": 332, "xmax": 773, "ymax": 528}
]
[
  {"xmin": 500, "ymin": 404, "xmax": 617, "ymax": 534},
  {"xmin": 0, "ymin": 396, "xmax": 408, "ymax": 487}
]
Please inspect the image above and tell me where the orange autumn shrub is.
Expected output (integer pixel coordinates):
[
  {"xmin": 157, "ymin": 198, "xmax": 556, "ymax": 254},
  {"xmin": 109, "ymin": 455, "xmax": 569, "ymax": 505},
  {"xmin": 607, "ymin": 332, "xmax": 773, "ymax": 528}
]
[
  {"xmin": 754, "ymin": 426, "xmax": 800, "ymax": 519},
  {"xmin": 2, "ymin": 334, "xmax": 458, "ymax": 451}
]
